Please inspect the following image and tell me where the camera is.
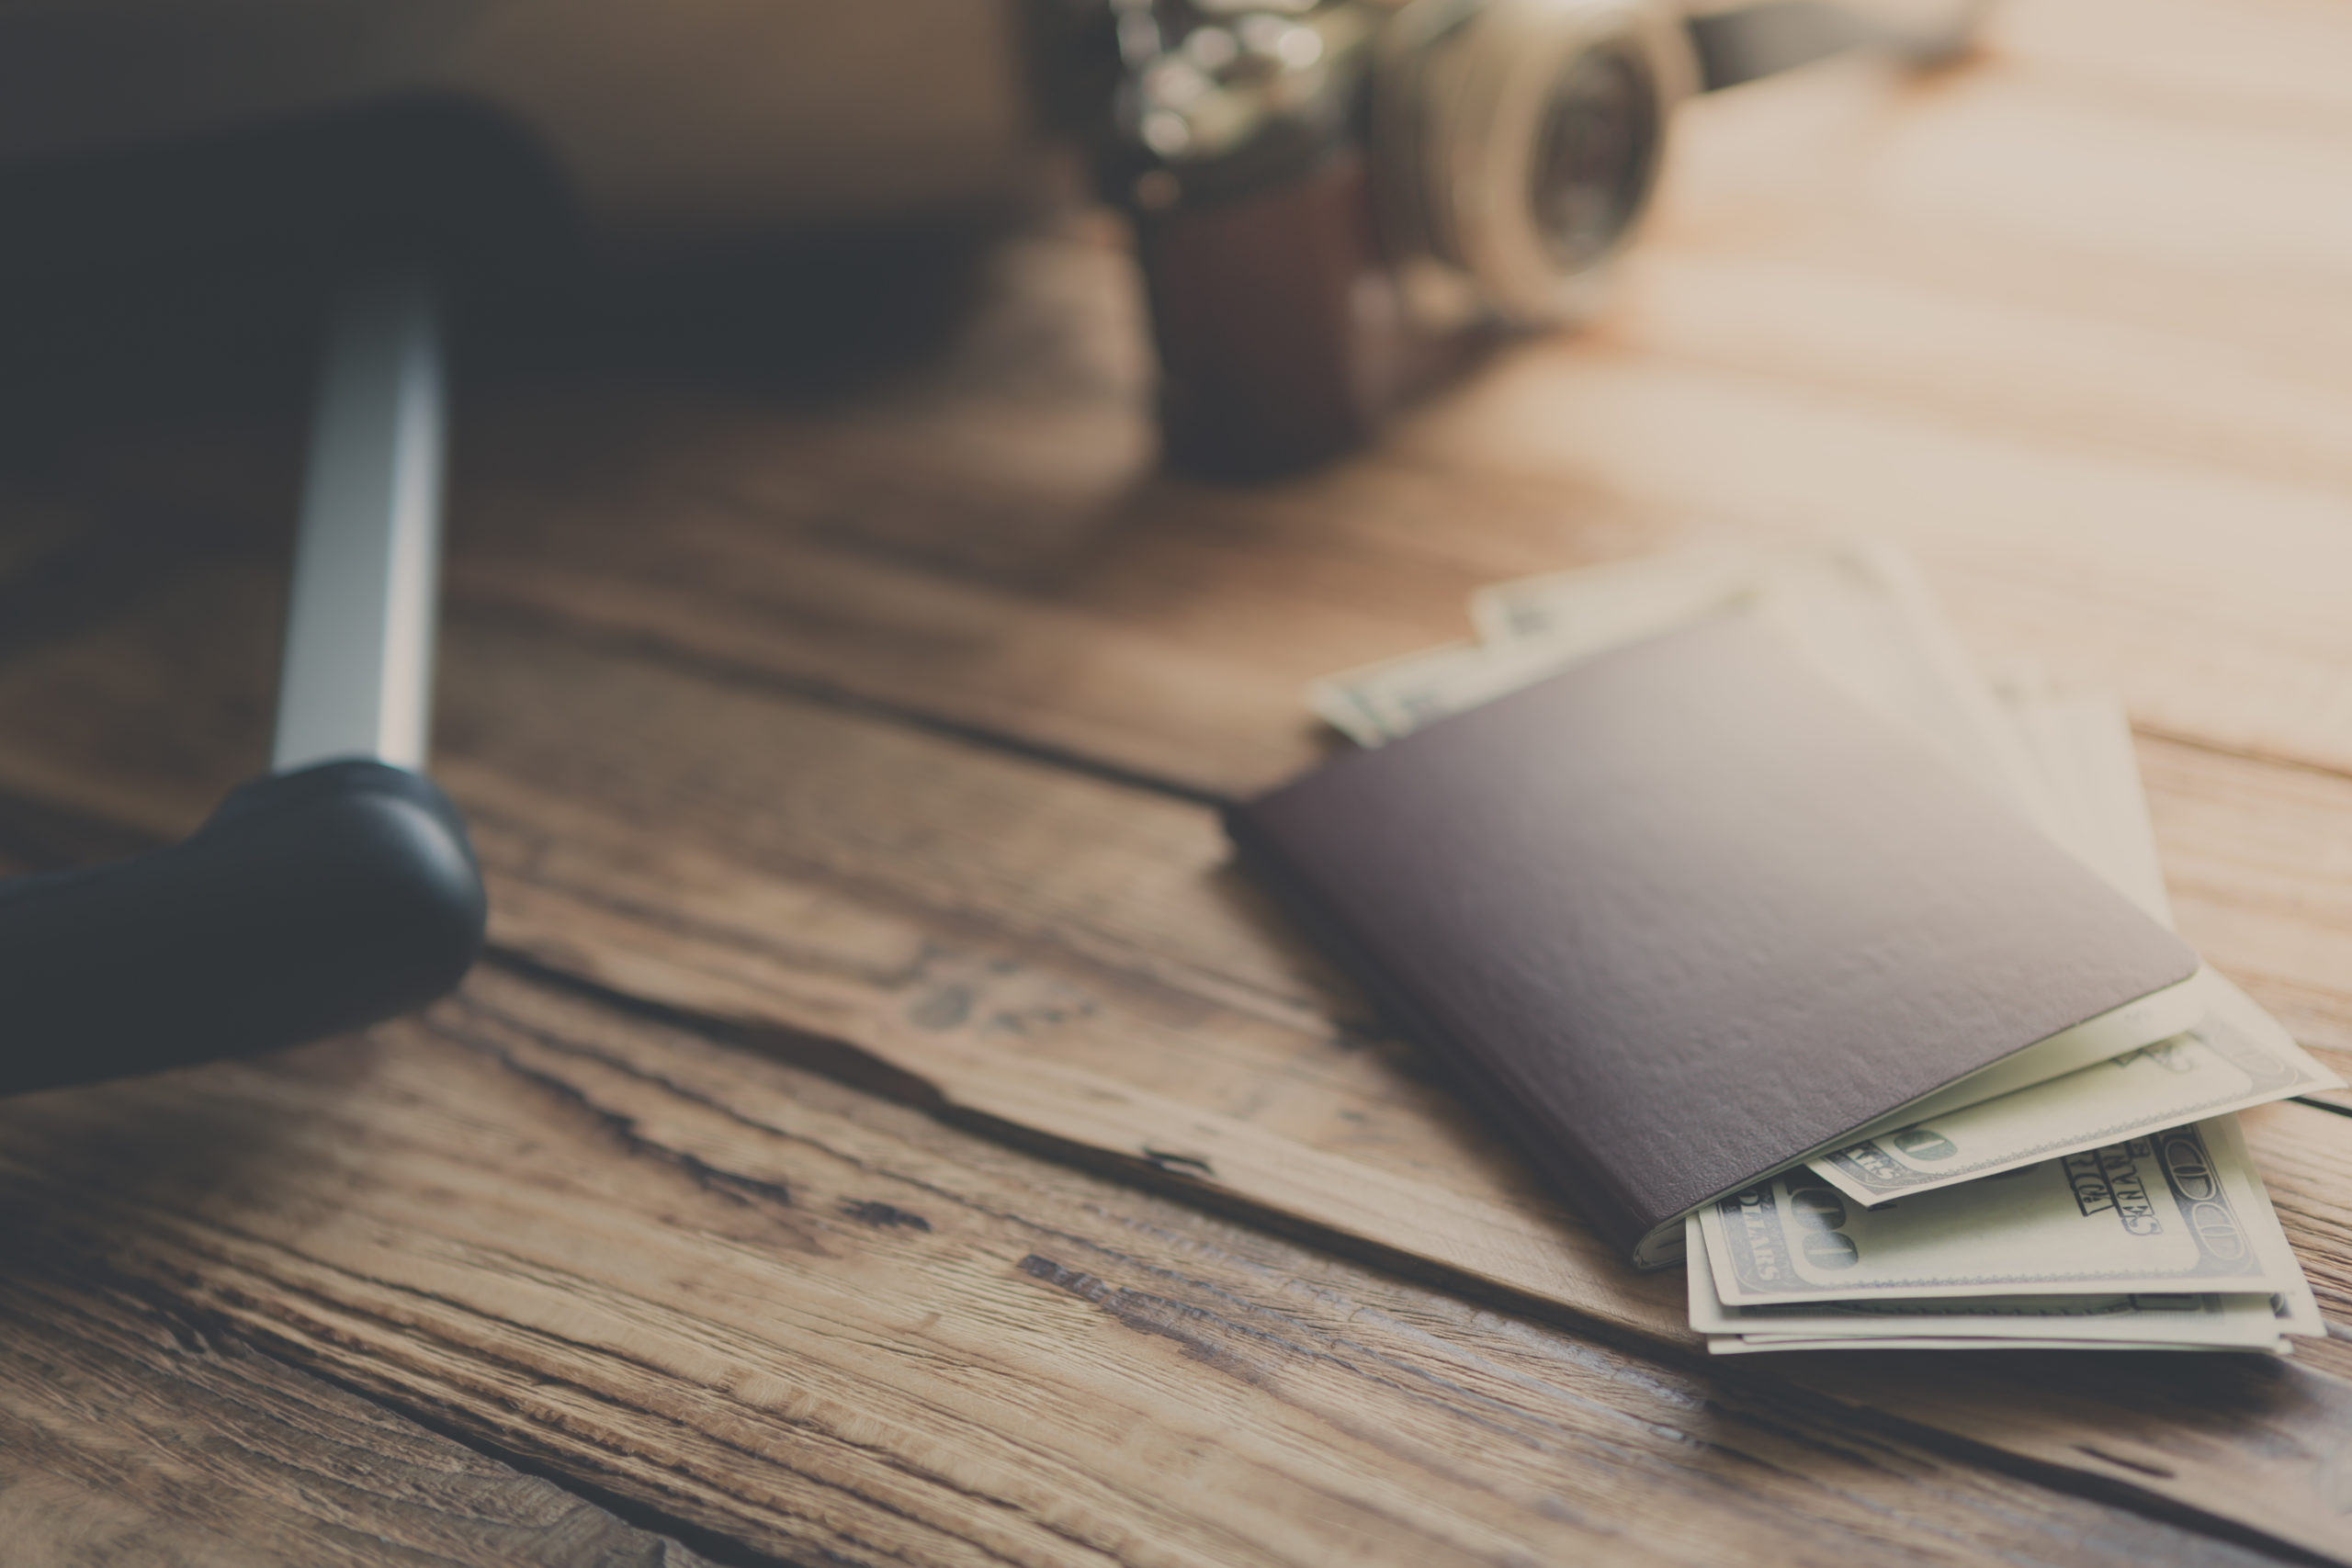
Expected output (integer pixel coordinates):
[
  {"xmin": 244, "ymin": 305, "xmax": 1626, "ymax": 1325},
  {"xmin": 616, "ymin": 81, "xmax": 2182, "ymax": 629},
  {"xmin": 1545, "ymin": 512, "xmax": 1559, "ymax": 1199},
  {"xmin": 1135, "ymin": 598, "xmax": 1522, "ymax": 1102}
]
[{"xmin": 1058, "ymin": 0, "xmax": 1694, "ymax": 474}]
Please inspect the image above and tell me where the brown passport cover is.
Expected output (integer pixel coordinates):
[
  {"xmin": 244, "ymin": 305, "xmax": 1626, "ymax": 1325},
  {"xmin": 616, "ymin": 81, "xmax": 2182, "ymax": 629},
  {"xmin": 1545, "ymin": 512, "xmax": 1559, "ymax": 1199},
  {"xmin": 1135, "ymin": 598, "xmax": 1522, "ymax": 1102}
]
[{"xmin": 1227, "ymin": 616, "xmax": 2200, "ymax": 1261}]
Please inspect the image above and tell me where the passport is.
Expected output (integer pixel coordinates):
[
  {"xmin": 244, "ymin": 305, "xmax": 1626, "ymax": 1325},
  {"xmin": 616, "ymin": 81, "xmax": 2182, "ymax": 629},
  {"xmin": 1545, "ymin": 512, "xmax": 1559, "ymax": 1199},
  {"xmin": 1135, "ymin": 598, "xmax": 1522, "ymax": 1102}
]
[{"xmin": 1226, "ymin": 615, "xmax": 2201, "ymax": 1264}]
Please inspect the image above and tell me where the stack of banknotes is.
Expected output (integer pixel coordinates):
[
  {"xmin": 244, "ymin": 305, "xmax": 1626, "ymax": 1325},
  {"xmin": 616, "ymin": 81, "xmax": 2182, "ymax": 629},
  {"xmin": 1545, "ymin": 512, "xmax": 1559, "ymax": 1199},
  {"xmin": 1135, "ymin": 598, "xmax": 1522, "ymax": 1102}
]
[{"xmin": 1308, "ymin": 542, "xmax": 2338, "ymax": 1354}]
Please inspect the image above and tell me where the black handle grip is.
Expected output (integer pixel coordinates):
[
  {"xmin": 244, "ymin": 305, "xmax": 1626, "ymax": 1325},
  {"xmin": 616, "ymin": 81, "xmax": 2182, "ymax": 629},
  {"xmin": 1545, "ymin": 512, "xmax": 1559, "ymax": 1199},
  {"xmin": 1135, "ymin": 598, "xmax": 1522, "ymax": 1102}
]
[{"xmin": 0, "ymin": 760, "xmax": 485, "ymax": 1098}]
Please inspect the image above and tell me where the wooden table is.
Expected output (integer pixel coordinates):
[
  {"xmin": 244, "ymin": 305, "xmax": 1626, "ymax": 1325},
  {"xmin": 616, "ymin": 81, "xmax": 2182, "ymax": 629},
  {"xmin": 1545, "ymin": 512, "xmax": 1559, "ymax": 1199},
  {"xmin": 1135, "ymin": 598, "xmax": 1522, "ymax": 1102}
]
[{"xmin": 3, "ymin": 0, "xmax": 2349, "ymax": 1562}]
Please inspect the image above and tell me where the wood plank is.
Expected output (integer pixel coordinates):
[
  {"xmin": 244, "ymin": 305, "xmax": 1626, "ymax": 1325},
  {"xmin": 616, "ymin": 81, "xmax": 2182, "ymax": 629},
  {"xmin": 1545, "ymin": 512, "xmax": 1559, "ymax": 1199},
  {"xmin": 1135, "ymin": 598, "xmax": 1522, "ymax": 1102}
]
[
  {"xmin": 440, "ymin": 620, "xmax": 2352, "ymax": 1329},
  {"xmin": 9, "ymin": 565, "xmax": 2341, "ymax": 1303},
  {"xmin": 22, "ymin": 24, "xmax": 2352, "ymax": 796},
  {"xmin": 435, "ymin": 254, "xmax": 2352, "ymax": 793},
  {"xmin": 374, "ymin": 3, "xmax": 2352, "ymax": 792},
  {"xmin": 0, "ymin": 962, "xmax": 2322, "ymax": 1568},
  {"xmin": 2140, "ymin": 734, "xmax": 2352, "ymax": 1107},
  {"xmin": 0, "ymin": 6, "xmax": 2343, "ymax": 1557},
  {"xmin": 0, "ymin": 1254, "xmax": 711, "ymax": 1566},
  {"xmin": 0, "ymin": 576, "xmax": 1650, "ymax": 1331},
  {"xmin": 1984, "ymin": 0, "xmax": 2352, "ymax": 126},
  {"xmin": 0, "ymin": 568, "xmax": 2347, "ymax": 1557}
]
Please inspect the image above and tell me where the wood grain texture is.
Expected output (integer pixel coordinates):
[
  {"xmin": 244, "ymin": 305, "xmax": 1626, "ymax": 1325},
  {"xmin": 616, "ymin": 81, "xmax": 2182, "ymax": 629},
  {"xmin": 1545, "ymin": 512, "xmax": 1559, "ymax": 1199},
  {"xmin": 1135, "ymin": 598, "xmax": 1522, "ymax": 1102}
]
[
  {"xmin": 0, "ymin": 568, "xmax": 2346, "ymax": 1558},
  {"xmin": 416, "ymin": 2, "xmax": 2352, "ymax": 794},
  {"xmin": 0, "ymin": 1257, "xmax": 709, "ymax": 1567},
  {"xmin": 0, "ymin": 0, "xmax": 2345, "ymax": 1562},
  {"xmin": 0, "ymin": 964, "xmax": 2312, "ymax": 1568},
  {"xmin": 2140, "ymin": 736, "xmax": 2352, "ymax": 1108}
]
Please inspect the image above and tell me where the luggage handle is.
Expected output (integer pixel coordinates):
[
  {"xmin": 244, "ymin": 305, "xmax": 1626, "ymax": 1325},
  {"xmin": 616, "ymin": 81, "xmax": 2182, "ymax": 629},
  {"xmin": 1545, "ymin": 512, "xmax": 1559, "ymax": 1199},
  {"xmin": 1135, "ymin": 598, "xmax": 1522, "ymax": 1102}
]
[{"xmin": 0, "ymin": 268, "xmax": 485, "ymax": 1098}]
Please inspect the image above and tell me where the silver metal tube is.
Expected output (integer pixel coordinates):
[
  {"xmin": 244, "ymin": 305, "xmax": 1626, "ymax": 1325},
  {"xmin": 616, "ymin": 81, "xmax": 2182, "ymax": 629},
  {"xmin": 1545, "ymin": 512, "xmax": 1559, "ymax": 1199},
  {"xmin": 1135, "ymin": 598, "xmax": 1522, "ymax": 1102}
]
[{"xmin": 271, "ymin": 268, "xmax": 445, "ymax": 773}]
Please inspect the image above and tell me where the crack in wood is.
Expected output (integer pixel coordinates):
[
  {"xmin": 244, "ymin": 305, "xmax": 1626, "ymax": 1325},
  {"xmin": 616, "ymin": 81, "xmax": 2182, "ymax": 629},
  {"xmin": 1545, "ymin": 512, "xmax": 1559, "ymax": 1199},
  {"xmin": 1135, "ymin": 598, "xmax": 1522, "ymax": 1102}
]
[
  {"xmin": 445, "ymin": 596, "xmax": 1232, "ymax": 812},
  {"xmin": 2073, "ymin": 1446, "xmax": 2180, "ymax": 1481},
  {"xmin": 0, "ymin": 1246, "xmax": 731, "ymax": 1567},
  {"xmin": 443, "ymin": 964, "xmax": 2352, "ymax": 1566},
  {"xmin": 449, "ymin": 1023, "xmax": 811, "ymax": 1230},
  {"xmin": 186, "ymin": 1256, "xmax": 1062, "ymax": 1568},
  {"xmin": 837, "ymin": 1201, "xmax": 933, "ymax": 1233},
  {"xmin": 478, "ymin": 951, "xmax": 956, "ymax": 1115}
]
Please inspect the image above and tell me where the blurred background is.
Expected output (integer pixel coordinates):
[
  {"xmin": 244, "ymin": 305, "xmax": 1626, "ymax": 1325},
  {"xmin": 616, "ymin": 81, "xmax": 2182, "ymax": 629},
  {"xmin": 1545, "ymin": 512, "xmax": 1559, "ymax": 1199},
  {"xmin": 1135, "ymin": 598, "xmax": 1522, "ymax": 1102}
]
[{"xmin": 0, "ymin": 0, "xmax": 2345, "ymax": 820}]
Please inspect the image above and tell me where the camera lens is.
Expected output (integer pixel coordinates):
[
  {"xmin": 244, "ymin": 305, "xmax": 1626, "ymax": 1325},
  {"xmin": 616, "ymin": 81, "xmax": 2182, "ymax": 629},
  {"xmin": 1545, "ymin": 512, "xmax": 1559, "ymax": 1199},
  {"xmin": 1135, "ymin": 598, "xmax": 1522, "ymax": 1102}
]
[
  {"xmin": 1374, "ymin": 0, "xmax": 1690, "ymax": 326},
  {"xmin": 1527, "ymin": 42, "xmax": 1658, "ymax": 274}
]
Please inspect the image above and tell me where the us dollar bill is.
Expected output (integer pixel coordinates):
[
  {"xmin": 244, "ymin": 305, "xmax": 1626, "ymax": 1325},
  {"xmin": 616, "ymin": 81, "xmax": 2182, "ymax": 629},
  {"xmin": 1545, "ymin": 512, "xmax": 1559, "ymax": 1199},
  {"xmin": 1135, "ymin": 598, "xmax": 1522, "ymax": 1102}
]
[
  {"xmin": 1707, "ymin": 1336, "xmax": 2273, "ymax": 1354},
  {"xmin": 1724, "ymin": 1283, "xmax": 2324, "ymax": 1353},
  {"xmin": 1806, "ymin": 687, "xmax": 2338, "ymax": 1204},
  {"xmin": 1693, "ymin": 652, "xmax": 2326, "ymax": 1348},
  {"xmin": 1698, "ymin": 1116, "xmax": 2306, "ymax": 1307},
  {"xmin": 1696, "ymin": 1212, "xmax": 2324, "ymax": 1353},
  {"xmin": 1305, "ymin": 546, "xmax": 1780, "ymax": 743},
  {"xmin": 1312, "ymin": 547, "xmax": 1793, "ymax": 746},
  {"xmin": 1326, "ymin": 543, "xmax": 2050, "ymax": 820},
  {"xmin": 1465, "ymin": 545, "xmax": 1765, "ymax": 645},
  {"xmin": 1685, "ymin": 1217, "xmax": 2292, "ymax": 1348},
  {"xmin": 1810, "ymin": 972, "xmax": 2340, "ymax": 1206},
  {"xmin": 1306, "ymin": 637, "xmax": 1599, "ymax": 746}
]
